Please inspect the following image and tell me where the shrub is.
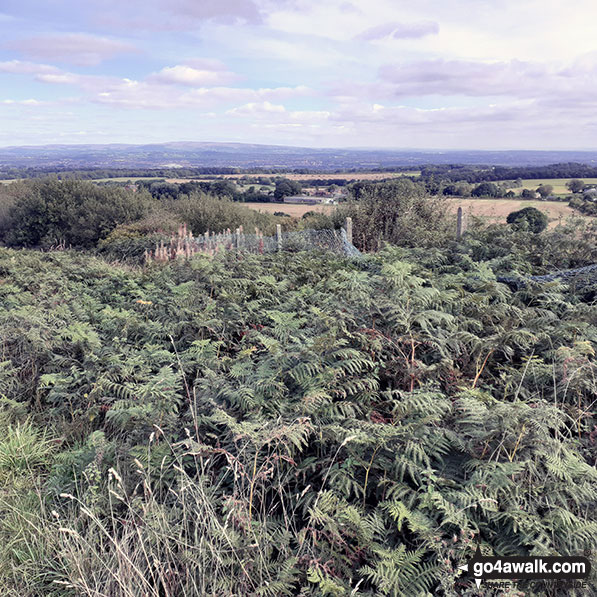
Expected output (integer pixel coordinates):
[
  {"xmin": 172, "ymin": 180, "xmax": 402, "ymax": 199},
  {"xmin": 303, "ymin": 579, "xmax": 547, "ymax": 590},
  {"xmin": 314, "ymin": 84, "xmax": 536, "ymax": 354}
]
[
  {"xmin": 1, "ymin": 178, "xmax": 150, "ymax": 248},
  {"xmin": 506, "ymin": 206, "xmax": 549, "ymax": 233},
  {"xmin": 172, "ymin": 193, "xmax": 278, "ymax": 235},
  {"xmin": 338, "ymin": 179, "xmax": 452, "ymax": 250},
  {"xmin": 0, "ymin": 244, "xmax": 595, "ymax": 595}
]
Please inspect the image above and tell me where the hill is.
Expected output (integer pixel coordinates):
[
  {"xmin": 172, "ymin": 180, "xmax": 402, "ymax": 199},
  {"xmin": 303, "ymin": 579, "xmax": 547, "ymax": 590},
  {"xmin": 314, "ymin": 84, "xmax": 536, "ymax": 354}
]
[{"xmin": 3, "ymin": 142, "xmax": 597, "ymax": 170}]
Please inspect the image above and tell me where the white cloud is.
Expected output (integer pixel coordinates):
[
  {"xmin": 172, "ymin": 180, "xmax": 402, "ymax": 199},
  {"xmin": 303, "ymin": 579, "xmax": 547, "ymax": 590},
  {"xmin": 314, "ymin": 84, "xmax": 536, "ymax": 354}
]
[
  {"xmin": 149, "ymin": 64, "xmax": 239, "ymax": 86},
  {"xmin": 376, "ymin": 57, "xmax": 597, "ymax": 100},
  {"xmin": 94, "ymin": 82, "xmax": 312, "ymax": 109},
  {"xmin": 227, "ymin": 101, "xmax": 286, "ymax": 115},
  {"xmin": 0, "ymin": 60, "xmax": 60, "ymax": 75},
  {"xmin": 6, "ymin": 33, "xmax": 138, "ymax": 66},
  {"xmin": 36, "ymin": 73, "xmax": 81, "ymax": 85},
  {"xmin": 94, "ymin": 0, "xmax": 264, "ymax": 30},
  {"xmin": 1, "ymin": 98, "xmax": 44, "ymax": 105}
]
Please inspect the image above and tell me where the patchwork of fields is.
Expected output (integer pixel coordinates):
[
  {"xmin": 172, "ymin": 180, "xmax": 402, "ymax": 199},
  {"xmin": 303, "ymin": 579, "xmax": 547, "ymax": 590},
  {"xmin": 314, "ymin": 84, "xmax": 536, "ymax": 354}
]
[
  {"xmin": 245, "ymin": 202, "xmax": 333, "ymax": 217},
  {"xmin": 498, "ymin": 177, "xmax": 597, "ymax": 195}
]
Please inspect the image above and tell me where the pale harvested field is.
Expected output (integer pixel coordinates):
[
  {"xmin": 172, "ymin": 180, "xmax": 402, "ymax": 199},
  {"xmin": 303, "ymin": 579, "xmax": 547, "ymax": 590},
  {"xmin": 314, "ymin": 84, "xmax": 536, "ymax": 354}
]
[
  {"xmin": 245, "ymin": 202, "xmax": 334, "ymax": 217},
  {"xmin": 449, "ymin": 198, "xmax": 587, "ymax": 226},
  {"xmin": 249, "ymin": 198, "xmax": 588, "ymax": 223},
  {"xmin": 95, "ymin": 176, "xmax": 166, "ymax": 182}
]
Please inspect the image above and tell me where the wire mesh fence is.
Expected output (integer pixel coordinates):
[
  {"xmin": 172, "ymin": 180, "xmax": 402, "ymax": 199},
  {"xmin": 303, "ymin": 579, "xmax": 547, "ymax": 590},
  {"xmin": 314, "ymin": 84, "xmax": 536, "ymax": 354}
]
[{"xmin": 145, "ymin": 221, "xmax": 361, "ymax": 263}]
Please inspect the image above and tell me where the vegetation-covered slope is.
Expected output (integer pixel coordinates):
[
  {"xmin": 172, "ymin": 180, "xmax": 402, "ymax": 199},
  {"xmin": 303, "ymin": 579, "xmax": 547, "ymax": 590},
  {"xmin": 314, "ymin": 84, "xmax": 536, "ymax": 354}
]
[{"xmin": 0, "ymin": 240, "xmax": 595, "ymax": 596}]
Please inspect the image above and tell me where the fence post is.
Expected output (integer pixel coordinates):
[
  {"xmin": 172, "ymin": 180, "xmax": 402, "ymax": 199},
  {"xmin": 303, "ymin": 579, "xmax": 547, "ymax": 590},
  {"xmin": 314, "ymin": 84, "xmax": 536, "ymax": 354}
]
[
  {"xmin": 235, "ymin": 227, "xmax": 241, "ymax": 249},
  {"xmin": 345, "ymin": 217, "xmax": 353, "ymax": 245},
  {"xmin": 276, "ymin": 224, "xmax": 282, "ymax": 251},
  {"xmin": 456, "ymin": 207, "xmax": 466, "ymax": 239}
]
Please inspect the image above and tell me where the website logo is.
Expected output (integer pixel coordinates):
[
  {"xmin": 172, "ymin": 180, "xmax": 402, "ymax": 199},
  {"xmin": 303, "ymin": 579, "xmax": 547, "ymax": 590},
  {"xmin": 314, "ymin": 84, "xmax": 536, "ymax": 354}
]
[{"xmin": 459, "ymin": 545, "xmax": 592, "ymax": 589}]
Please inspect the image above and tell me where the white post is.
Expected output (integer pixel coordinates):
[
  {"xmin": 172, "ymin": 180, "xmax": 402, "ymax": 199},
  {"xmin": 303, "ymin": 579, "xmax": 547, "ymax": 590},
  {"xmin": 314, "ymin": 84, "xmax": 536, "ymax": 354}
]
[
  {"xmin": 345, "ymin": 217, "xmax": 353, "ymax": 245},
  {"xmin": 456, "ymin": 207, "xmax": 465, "ymax": 239},
  {"xmin": 276, "ymin": 224, "xmax": 282, "ymax": 251}
]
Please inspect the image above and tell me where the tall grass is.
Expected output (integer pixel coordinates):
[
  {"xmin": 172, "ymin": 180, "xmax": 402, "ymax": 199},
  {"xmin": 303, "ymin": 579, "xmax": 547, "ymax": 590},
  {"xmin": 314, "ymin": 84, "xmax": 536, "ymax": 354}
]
[{"xmin": 0, "ymin": 420, "xmax": 310, "ymax": 596}]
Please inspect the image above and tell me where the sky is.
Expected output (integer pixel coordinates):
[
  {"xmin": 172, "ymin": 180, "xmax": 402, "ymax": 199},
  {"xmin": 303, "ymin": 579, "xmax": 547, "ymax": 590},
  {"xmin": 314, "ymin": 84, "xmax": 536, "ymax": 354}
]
[{"xmin": 1, "ymin": 0, "xmax": 597, "ymax": 149}]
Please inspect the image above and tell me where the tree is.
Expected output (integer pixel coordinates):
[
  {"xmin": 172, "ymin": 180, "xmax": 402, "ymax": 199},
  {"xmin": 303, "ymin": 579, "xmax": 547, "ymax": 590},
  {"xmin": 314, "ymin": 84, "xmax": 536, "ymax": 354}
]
[
  {"xmin": 3, "ymin": 178, "xmax": 149, "ymax": 248},
  {"xmin": 506, "ymin": 206, "xmax": 548, "ymax": 233},
  {"xmin": 471, "ymin": 182, "xmax": 499, "ymax": 197},
  {"xmin": 566, "ymin": 179, "xmax": 585, "ymax": 193},
  {"xmin": 274, "ymin": 179, "xmax": 302, "ymax": 201},
  {"xmin": 536, "ymin": 184, "xmax": 553, "ymax": 198},
  {"xmin": 521, "ymin": 188, "xmax": 536, "ymax": 198},
  {"xmin": 442, "ymin": 183, "xmax": 471, "ymax": 197},
  {"xmin": 210, "ymin": 179, "xmax": 239, "ymax": 199}
]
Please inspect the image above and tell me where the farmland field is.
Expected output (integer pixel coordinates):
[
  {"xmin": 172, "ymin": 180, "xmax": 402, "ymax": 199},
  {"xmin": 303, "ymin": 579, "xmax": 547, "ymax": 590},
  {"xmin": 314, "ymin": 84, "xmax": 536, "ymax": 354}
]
[
  {"xmin": 450, "ymin": 198, "xmax": 581, "ymax": 225},
  {"xmin": 244, "ymin": 201, "xmax": 334, "ymax": 217},
  {"xmin": 247, "ymin": 198, "xmax": 587, "ymax": 224},
  {"xmin": 94, "ymin": 176, "xmax": 168, "ymax": 182},
  {"xmin": 497, "ymin": 177, "xmax": 597, "ymax": 195},
  {"xmin": 211, "ymin": 171, "xmax": 420, "ymax": 181},
  {"xmin": 275, "ymin": 171, "xmax": 420, "ymax": 181}
]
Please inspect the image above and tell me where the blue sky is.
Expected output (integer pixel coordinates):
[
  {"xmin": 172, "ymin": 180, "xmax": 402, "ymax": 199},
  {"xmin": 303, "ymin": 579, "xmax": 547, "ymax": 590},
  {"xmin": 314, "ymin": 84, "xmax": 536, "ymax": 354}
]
[{"xmin": 1, "ymin": 0, "xmax": 597, "ymax": 149}]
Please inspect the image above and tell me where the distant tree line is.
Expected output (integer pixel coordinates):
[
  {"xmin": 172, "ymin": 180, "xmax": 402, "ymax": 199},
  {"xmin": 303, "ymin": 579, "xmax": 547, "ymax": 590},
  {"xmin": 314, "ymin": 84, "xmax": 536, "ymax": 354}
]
[
  {"xmin": 5, "ymin": 162, "xmax": 597, "ymax": 183},
  {"xmin": 0, "ymin": 167, "xmax": 244, "ymax": 180},
  {"xmin": 0, "ymin": 165, "xmax": 416, "ymax": 180},
  {"xmin": 132, "ymin": 177, "xmax": 304, "ymax": 202},
  {"xmin": 420, "ymin": 162, "xmax": 597, "ymax": 183},
  {"xmin": 440, "ymin": 181, "xmax": 563, "ymax": 199}
]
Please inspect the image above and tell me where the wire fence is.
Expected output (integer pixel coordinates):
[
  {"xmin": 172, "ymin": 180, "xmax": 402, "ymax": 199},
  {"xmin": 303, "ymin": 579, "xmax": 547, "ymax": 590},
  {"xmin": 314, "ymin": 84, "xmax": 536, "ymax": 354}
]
[
  {"xmin": 145, "ymin": 221, "xmax": 361, "ymax": 263},
  {"xmin": 497, "ymin": 263, "xmax": 597, "ymax": 290}
]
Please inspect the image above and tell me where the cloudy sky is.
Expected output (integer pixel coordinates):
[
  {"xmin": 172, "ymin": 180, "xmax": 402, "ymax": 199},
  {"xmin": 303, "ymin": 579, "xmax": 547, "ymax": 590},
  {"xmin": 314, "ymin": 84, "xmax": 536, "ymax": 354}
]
[{"xmin": 1, "ymin": 0, "xmax": 597, "ymax": 149}]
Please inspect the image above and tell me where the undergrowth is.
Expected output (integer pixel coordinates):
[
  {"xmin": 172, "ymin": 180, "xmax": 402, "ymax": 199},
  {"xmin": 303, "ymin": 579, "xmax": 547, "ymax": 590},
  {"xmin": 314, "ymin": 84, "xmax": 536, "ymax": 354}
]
[{"xmin": 0, "ymin": 243, "xmax": 595, "ymax": 596}]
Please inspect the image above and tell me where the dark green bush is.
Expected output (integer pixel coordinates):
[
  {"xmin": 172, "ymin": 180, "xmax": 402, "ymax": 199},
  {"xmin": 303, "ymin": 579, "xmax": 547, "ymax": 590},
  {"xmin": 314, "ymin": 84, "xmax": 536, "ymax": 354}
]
[
  {"xmin": 506, "ymin": 206, "xmax": 549, "ymax": 233},
  {"xmin": 1, "ymin": 178, "xmax": 150, "ymax": 248}
]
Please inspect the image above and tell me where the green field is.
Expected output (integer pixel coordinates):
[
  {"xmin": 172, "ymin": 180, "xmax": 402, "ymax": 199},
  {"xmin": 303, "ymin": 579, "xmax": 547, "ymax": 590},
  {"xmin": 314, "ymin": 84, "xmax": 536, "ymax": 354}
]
[{"xmin": 498, "ymin": 177, "xmax": 597, "ymax": 195}]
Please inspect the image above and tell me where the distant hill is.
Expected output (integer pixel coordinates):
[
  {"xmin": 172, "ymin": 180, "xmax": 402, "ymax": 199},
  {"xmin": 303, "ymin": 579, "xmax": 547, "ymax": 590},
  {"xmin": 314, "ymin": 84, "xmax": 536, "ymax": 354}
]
[{"xmin": 2, "ymin": 142, "xmax": 597, "ymax": 170}]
